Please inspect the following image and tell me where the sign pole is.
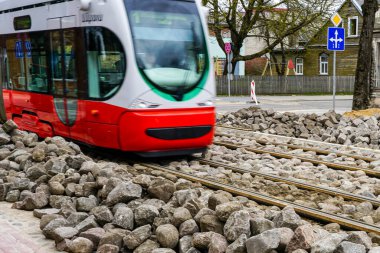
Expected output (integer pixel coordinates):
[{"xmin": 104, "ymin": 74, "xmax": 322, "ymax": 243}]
[
  {"xmin": 327, "ymin": 13, "xmax": 344, "ymax": 112},
  {"xmin": 227, "ymin": 53, "xmax": 231, "ymax": 97},
  {"xmin": 225, "ymin": 42, "xmax": 232, "ymax": 97},
  {"xmin": 333, "ymin": 51, "xmax": 336, "ymax": 111}
]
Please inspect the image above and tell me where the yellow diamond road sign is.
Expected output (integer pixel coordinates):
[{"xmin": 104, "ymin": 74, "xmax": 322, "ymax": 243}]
[{"xmin": 331, "ymin": 13, "xmax": 342, "ymax": 27}]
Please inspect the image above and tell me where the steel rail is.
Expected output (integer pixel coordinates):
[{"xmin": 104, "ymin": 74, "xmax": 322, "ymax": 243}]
[
  {"xmin": 197, "ymin": 158, "xmax": 380, "ymax": 207},
  {"xmin": 217, "ymin": 125, "xmax": 380, "ymax": 155},
  {"xmin": 213, "ymin": 141, "xmax": 380, "ymax": 178},
  {"xmin": 215, "ymin": 131, "xmax": 377, "ymax": 163},
  {"xmin": 139, "ymin": 162, "xmax": 380, "ymax": 235}
]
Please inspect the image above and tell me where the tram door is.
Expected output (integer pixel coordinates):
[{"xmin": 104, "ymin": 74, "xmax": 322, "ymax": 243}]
[{"xmin": 48, "ymin": 17, "xmax": 78, "ymax": 138}]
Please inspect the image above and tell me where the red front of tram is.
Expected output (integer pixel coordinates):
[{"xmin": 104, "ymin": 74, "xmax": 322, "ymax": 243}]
[{"xmin": 0, "ymin": 0, "xmax": 215, "ymax": 156}]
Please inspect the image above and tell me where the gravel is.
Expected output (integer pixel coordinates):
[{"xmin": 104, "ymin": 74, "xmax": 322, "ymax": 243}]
[
  {"xmin": 0, "ymin": 117, "xmax": 379, "ymax": 252},
  {"xmin": 202, "ymin": 142, "xmax": 380, "ymax": 205},
  {"xmin": 218, "ymin": 107, "xmax": 380, "ymax": 152}
]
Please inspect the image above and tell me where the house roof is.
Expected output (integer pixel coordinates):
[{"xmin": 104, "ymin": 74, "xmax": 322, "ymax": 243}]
[
  {"xmin": 353, "ymin": 0, "xmax": 363, "ymax": 14},
  {"xmin": 304, "ymin": 0, "xmax": 362, "ymax": 46},
  {"xmin": 337, "ymin": 0, "xmax": 363, "ymax": 16}
]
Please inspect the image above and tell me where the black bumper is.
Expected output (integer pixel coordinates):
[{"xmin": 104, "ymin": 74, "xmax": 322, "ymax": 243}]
[{"xmin": 146, "ymin": 125, "xmax": 212, "ymax": 140}]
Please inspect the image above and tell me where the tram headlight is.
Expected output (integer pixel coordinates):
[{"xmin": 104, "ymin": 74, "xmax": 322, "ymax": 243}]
[
  {"xmin": 129, "ymin": 99, "xmax": 160, "ymax": 109},
  {"xmin": 198, "ymin": 100, "xmax": 214, "ymax": 107},
  {"xmin": 138, "ymin": 102, "xmax": 148, "ymax": 108}
]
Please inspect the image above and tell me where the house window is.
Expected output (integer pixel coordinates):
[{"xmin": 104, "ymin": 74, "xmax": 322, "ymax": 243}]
[
  {"xmin": 320, "ymin": 54, "xmax": 328, "ymax": 75},
  {"xmin": 348, "ymin": 17, "xmax": 359, "ymax": 37},
  {"xmin": 295, "ymin": 58, "xmax": 303, "ymax": 75}
]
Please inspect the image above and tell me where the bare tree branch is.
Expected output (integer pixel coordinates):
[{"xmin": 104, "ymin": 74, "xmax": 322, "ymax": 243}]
[{"xmin": 207, "ymin": 0, "xmax": 334, "ymax": 74}]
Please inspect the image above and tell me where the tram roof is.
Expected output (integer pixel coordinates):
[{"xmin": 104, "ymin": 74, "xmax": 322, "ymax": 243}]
[{"xmin": 0, "ymin": 0, "xmax": 73, "ymax": 12}]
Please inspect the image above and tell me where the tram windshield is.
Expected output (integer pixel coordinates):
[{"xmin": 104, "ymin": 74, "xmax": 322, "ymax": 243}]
[{"xmin": 124, "ymin": 0, "xmax": 208, "ymax": 100}]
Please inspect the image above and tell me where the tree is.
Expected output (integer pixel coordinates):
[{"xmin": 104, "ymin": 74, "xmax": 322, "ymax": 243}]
[
  {"xmin": 352, "ymin": 0, "xmax": 379, "ymax": 110},
  {"xmin": 270, "ymin": 41, "xmax": 287, "ymax": 76},
  {"xmin": 205, "ymin": 0, "xmax": 335, "ymax": 74},
  {"xmin": 260, "ymin": 6, "xmax": 324, "ymax": 76},
  {"xmin": 262, "ymin": 10, "xmax": 328, "ymax": 76}
]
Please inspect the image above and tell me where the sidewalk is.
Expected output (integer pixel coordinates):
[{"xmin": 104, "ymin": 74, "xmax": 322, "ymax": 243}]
[
  {"xmin": 215, "ymin": 95, "xmax": 353, "ymax": 114},
  {"xmin": 0, "ymin": 202, "xmax": 62, "ymax": 253},
  {"xmin": 215, "ymin": 95, "xmax": 353, "ymax": 103}
]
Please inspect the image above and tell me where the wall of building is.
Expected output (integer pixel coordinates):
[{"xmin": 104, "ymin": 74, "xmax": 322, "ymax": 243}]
[
  {"xmin": 302, "ymin": 1, "xmax": 361, "ymax": 76},
  {"xmin": 244, "ymin": 36, "xmax": 267, "ymax": 57},
  {"xmin": 303, "ymin": 46, "xmax": 359, "ymax": 76},
  {"xmin": 260, "ymin": 53, "xmax": 303, "ymax": 76}
]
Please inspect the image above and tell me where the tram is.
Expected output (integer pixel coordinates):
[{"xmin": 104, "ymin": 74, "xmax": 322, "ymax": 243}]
[{"xmin": 0, "ymin": 0, "xmax": 215, "ymax": 156}]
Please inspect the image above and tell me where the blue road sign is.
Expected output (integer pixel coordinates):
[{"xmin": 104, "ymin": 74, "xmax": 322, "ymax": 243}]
[
  {"xmin": 15, "ymin": 40, "xmax": 24, "ymax": 58},
  {"xmin": 25, "ymin": 41, "xmax": 32, "ymax": 58},
  {"xmin": 327, "ymin": 27, "xmax": 345, "ymax": 51}
]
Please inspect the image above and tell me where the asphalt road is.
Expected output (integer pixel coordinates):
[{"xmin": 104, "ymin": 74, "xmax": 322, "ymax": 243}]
[{"xmin": 215, "ymin": 95, "xmax": 353, "ymax": 114}]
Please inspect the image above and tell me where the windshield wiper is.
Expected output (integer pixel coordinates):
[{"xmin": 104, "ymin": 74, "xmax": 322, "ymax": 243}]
[{"xmin": 171, "ymin": 85, "xmax": 186, "ymax": 101}]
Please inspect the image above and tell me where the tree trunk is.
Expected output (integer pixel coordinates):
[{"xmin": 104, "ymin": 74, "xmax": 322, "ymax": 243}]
[
  {"xmin": 352, "ymin": 0, "xmax": 378, "ymax": 110},
  {"xmin": 271, "ymin": 53, "xmax": 281, "ymax": 75},
  {"xmin": 223, "ymin": 53, "xmax": 228, "ymax": 75},
  {"xmin": 271, "ymin": 43, "xmax": 287, "ymax": 76},
  {"xmin": 280, "ymin": 43, "xmax": 287, "ymax": 76}
]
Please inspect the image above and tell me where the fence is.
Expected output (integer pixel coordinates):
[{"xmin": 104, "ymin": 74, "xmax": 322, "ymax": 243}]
[{"xmin": 216, "ymin": 75, "xmax": 355, "ymax": 96}]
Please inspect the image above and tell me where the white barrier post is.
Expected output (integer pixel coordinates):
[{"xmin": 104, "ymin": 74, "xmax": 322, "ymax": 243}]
[{"xmin": 251, "ymin": 80, "xmax": 258, "ymax": 105}]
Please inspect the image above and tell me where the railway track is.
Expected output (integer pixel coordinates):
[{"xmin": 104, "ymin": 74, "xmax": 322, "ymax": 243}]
[
  {"xmin": 138, "ymin": 161, "xmax": 380, "ymax": 235},
  {"xmin": 213, "ymin": 141, "xmax": 380, "ymax": 178},
  {"xmin": 86, "ymin": 126, "xmax": 380, "ymax": 235},
  {"xmin": 217, "ymin": 125, "xmax": 380, "ymax": 159},
  {"xmin": 216, "ymin": 131, "xmax": 377, "ymax": 163},
  {"xmin": 197, "ymin": 158, "xmax": 380, "ymax": 207}
]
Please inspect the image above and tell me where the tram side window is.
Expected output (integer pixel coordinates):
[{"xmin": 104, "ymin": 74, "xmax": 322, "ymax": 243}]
[
  {"xmin": 0, "ymin": 50, "xmax": 2, "ymax": 87},
  {"xmin": 6, "ymin": 36, "xmax": 27, "ymax": 90},
  {"xmin": 4, "ymin": 33, "xmax": 48, "ymax": 92},
  {"xmin": 0, "ymin": 47, "xmax": 9, "ymax": 89},
  {"xmin": 28, "ymin": 32, "xmax": 48, "ymax": 93},
  {"xmin": 85, "ymin": 27, "xmax": 126, "ymax": 99},
  {"xmin": 4, "ymin": 54, "xmax": 10, "ymax": 89},
  {"xmin": 50, "ymin": 31, "xmax": 62, "ymax": 80},
  {"xmin": 64, "ymin": 30, "xmax": 77, "ymax": 97},
  {"xmin": 49, "ymin": 29, "xmax": 78, "ymax": 97}
]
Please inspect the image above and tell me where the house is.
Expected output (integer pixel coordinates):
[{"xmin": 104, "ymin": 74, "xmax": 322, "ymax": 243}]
[
  {"xmin": 269, "ymin": 0, "xmax": 365, "ymax": 76},
  {"xmin": 208, "ymin": 0, "xmax": 379, "ymax": 77},
  {"xmin": 303, "ymin": 0, "xmax": 364, "ymax": 76},
  {"xmin": 208, "ymin": 8, "xmax": 287, "ymax": 76},
  {"xmin": 244, "ymin": 7, "xmax": 295, "ymax": 75}
]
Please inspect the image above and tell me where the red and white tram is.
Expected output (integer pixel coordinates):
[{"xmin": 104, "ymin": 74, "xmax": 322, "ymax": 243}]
[{"xmin": 0, "ymin": 0, "xmax": 215, "ymax": 156}]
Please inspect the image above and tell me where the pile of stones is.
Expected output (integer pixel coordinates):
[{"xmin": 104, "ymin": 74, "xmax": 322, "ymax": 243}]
[
  {"xmin": 0, "ymin": 120, "xmax": 380, "ymax": 253},
  {"xmin": 218, "ymin": 107, "xmax": 380, "ymax": 148}
]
